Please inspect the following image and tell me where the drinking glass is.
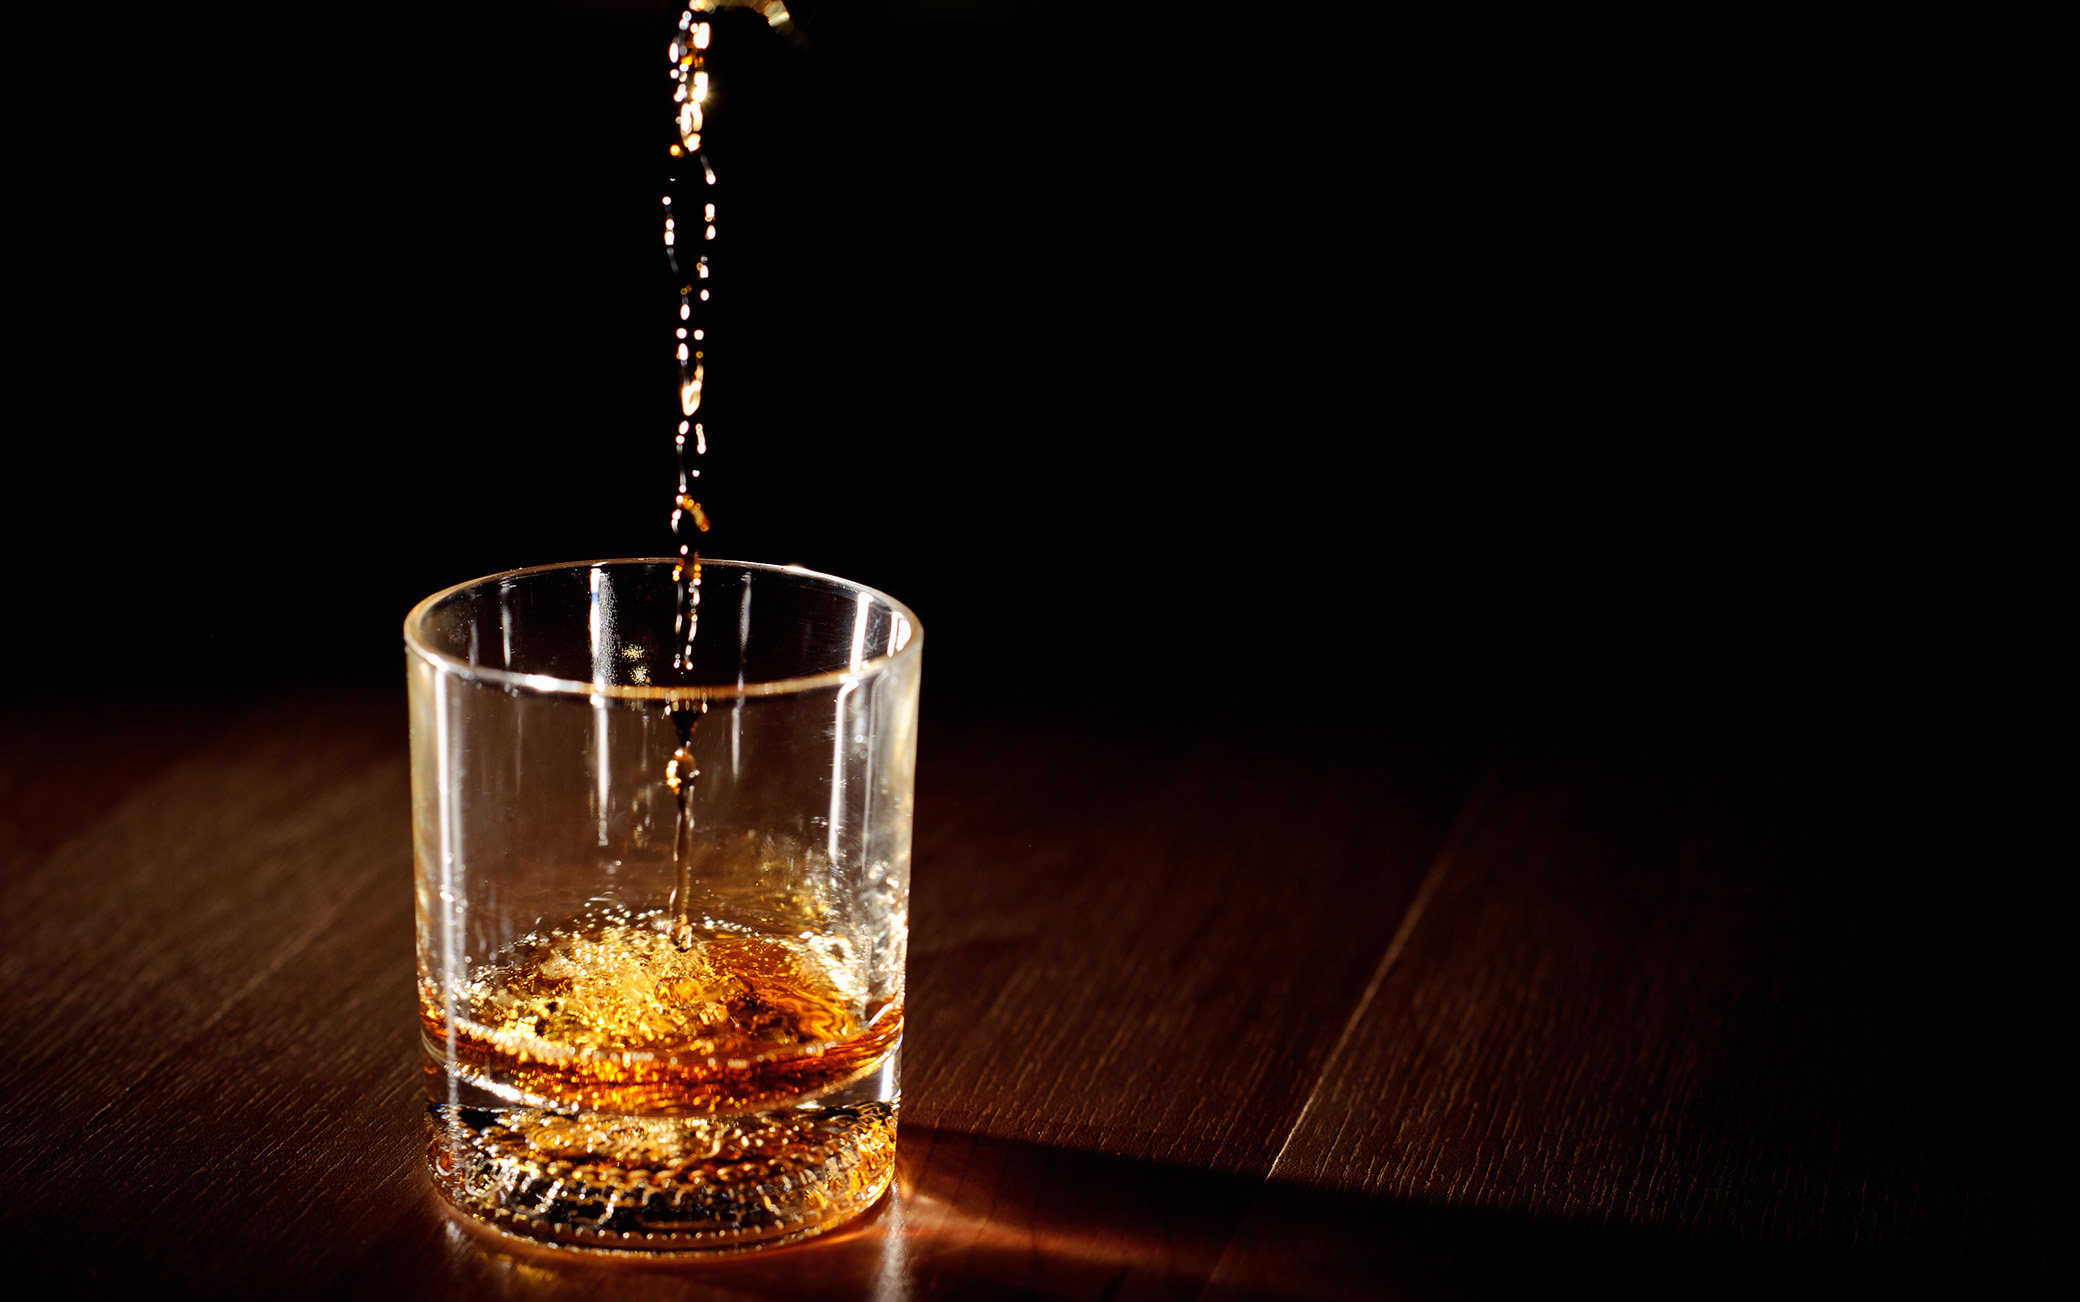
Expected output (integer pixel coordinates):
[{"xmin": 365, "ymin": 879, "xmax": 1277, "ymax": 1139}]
[{"xmin": 406, "ymin": 558, "xmax": 921, "ymax": 1253}]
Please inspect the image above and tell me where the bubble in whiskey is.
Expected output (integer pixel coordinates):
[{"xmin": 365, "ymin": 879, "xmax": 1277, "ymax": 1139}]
[{"xmin": 429, "ymin": 918, "xmax": 900, "ymax": 1117}]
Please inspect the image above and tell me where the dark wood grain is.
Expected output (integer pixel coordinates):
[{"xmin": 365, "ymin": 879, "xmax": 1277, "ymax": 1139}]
[
  {"xmin": 902, "ymin": 704, "xmax": 1490, "ymax": 1173},
  {"xmin": 0, "ymin": 687, "xmax": 422, "ymax": 1289},
  {"xmin": 1207, "ymin": 737, "xmax": 2050, "ymax": 1297},
  {"xmin": 0, "ymin": 691, "xmax": 2043, "ymax": 1297},
  {"xmin": 0, "ymin": 691, "xmax": 1487, "ymax": 1295},
  {"xmin": 0, "ymin": 693, "xmax": 227, "ymax": 880},
  {"xmin": 333, "ymin": 1127, "xmax": 1274, "ymax": 1301}
]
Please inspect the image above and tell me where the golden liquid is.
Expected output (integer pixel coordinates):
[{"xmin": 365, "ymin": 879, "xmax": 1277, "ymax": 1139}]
[
  {"xmin": 425, "ymin": 919, "xmax": 902, "ymax": 1116},
  {"xmin": 425, "ymin": 919, "xmax": 902, "ymax": 1251}
]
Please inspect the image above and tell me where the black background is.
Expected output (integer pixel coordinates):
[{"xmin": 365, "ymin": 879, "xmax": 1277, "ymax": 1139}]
[
  {"xmin": 0, "ymin": 10, "xmax": 2056, "ymax": 1269},
  {"xmin": 8, "ymin": 3, "xmax": 2053, "ymax": 787}
]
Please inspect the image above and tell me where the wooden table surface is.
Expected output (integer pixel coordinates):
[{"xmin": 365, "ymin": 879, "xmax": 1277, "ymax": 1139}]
[{"xmin": 0, "ymin": 685, "xmax": 2047, "ymax": 1298}]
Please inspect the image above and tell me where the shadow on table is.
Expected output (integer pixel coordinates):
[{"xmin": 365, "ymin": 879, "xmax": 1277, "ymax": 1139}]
[{"xmin": 329, "ymin": 1125, "xmax": 2015, "ymax": 1301}]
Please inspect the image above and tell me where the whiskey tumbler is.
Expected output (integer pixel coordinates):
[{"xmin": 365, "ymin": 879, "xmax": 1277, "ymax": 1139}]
[{"xmin": 405, "ymin": 559, "xmax": 921, "ymax": 1254}]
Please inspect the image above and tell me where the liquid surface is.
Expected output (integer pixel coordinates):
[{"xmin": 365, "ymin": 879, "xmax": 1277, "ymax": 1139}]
[{"xmin": 426, "ymin": 919, "xmax": 902, "ymax": 1117}]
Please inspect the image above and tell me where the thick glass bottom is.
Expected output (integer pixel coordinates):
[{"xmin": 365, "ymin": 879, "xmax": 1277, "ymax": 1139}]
[{"xmin": 426, "ymin": 1086, "xmax": 897, "ymax": 1254}]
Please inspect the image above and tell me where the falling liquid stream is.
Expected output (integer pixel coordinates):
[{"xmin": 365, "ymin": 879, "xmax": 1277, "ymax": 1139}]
[
  {"xmin": 425, "ymin": 5, "xmax": 906, "ymax": 1254},
  {"xmin": 661, "ymin": 2, "xmax": 797, "ymax": 950},
  {"xmin": 663, "ymin": 4, "xmax": 719, "ymax": 951}
]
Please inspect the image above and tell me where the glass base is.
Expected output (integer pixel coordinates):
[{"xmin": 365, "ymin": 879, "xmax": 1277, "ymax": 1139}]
[{"xmin": 426, "ymin": 1068, "xmax": 898, "ymax": 1255}]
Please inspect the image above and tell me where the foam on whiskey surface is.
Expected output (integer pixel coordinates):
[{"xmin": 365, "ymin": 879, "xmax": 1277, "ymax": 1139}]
[
  {"xmin": 471, "ymin": 922, "xmax": 859, "ymax": 1052},
  {"xmin": 428, "ymin": 919, "xmax": 901, "ymax": 1116}
]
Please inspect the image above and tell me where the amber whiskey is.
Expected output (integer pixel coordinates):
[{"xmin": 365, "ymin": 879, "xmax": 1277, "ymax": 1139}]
[{"xmin": 424, "ymin": 916, "xmax": 901, "ymax": 1253}]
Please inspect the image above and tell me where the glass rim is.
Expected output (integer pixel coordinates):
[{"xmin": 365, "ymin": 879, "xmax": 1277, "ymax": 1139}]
[{"xmin": 403, "ymin": 557, "xmax": 923, "ymax": 702}]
